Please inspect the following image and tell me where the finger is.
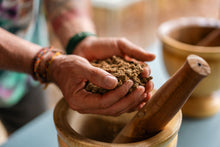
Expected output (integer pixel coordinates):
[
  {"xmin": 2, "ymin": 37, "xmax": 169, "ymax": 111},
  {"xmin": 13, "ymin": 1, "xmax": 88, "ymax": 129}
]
[
  {"xmin": 85, "ymin": 65, "xmax": 118, "ymax": 89},
  {"xmin": 127, "ymin": 101, "xmax": 147, "ymax": 113},
  {"xmin": 142, "ymin": 92, "xmax": 152, "ymax": 103},
  {"xmin": 84, "ymin": 86, "xmax": 145, "ymax": 116},
  {"xmin": 82, "ymin": 91, "xmax": 151, "ymax": 116},
  {"xmin": 75, "ymin": 37, "xmax": 123, "ymax": 60},
  {"xmin": 74, "ymin": 80, "xmax": 133, "ymax": 110},
  {"xmin": 141, "ymin": 66, "xmax": 151, "ymax": 78},
  {"xmin": 136, "ymin": 102, "xmax": 147, "ymax": 111},
  {"xmin": 117, "ymin": 38, "xmax": 155, "ymax": 61},
  {"xmin": 127, "ymin": 92, "xmax": 152, "ymax": 113},
  {"xmin": 100, "ymin": 80, "xmax": 134, "ymax": 108},
  {"xmin": 124, "ymin": 55, "xmax": 138, "ymax": 62},
  {"xmin": 145, "ymin": 80, "xmax": 154, "ymax": 93},
  {"xmin": 119, "ymin": 92, "xmax": 147, "ymax": 114},
  {"xmin": 107, "ymin": 86, "xmax": 145, "ymax": 116}
]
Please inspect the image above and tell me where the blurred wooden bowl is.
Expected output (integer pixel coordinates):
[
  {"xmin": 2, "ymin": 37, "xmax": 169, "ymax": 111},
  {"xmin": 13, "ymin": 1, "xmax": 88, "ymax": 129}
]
[
  {"xmin": 54, "ymin": 98, "xmax": 182, "ymax": 147},
  {"xmin": 158, "ymin": 17, "xmax": 220, "ymax": 118}
]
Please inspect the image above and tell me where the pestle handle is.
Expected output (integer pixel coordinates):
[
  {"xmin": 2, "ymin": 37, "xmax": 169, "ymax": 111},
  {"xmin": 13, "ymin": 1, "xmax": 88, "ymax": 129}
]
[
  {"xmin": 113, "ymin": 54, "xmax": 211, "ymax": 143},
  {"xmin": 196, "ymin": 29, "xmax": 220, "ymax": 46}
]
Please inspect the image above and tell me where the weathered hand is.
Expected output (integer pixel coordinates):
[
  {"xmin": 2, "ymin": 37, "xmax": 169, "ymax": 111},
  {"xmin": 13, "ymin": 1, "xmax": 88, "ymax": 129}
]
[
  {"xmin": 49, "ymin": 54, "xmax": 150, "ymax": 116},
  {"xmin": 74, "ymin": 36, "xmax": 155, "ymax": 110},
  {"xmin": 74, "ymin": 36, "xmax": 155, "ymax": 61}
]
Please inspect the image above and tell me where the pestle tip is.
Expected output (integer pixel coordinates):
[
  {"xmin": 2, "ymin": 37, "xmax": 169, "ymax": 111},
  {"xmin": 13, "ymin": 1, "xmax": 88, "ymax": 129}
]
[{"xmin": 187, "ymin": 54, "xmax": 211, "ymax": 76}]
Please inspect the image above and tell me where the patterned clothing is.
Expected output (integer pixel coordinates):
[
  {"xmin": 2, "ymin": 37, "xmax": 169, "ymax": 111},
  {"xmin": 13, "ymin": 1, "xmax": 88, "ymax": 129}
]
[
  {"xmin": 0, "ymin": 0, "xmax": 33, "ymax": 35},
  {"xmin": 0, "ymin": 0, "xmax": 40, "ymax": 108}
]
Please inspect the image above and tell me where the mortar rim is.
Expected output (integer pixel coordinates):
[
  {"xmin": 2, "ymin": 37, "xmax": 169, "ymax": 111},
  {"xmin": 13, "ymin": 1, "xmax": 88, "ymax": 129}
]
[
  {"xmin": 158, "ymin": 17, "xmax": 220, "ymax": 54},
  {"xmin": 54, "ymin": 98, "xmax": 182, "ymax": 146}
]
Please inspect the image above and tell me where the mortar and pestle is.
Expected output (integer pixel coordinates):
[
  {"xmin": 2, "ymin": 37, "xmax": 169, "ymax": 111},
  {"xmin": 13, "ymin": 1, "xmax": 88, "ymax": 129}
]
[
  {"xmin": 54, "ymin": 54, "xmax": 210, "ymax": 146},
  {"xmin": 158, "ymin": 17, "xmax": 220, "ymax": 118}
]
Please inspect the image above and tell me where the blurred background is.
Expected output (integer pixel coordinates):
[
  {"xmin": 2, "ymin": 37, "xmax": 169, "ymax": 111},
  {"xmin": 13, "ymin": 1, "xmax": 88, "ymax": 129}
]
[
  {"xmin": 49, "ymin": 0, "xmax": 220, "ymax": 49},
  {"xmin": 0, "ymin": 0, "xmax": 219, "ymax": 145}
]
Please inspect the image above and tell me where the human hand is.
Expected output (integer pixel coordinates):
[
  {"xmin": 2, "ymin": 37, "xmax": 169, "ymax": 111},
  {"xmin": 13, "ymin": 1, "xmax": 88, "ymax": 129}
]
[
  {"xmin": 49, "ymin": 54, "xmax": 152, "ymax": 116},
  {"xmin": 74, "ymin": 36, "xmax": 155, "ymax": 109},
  {"xmin": 73, "ymin": 36, "xmax": 155, "ymax": 61}
]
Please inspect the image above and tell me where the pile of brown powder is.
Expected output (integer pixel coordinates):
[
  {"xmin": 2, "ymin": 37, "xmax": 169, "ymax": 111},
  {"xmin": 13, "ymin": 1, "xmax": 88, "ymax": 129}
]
[{"xmin": 85, "ymin": 56, "xmax": 152, "ymax": 94}]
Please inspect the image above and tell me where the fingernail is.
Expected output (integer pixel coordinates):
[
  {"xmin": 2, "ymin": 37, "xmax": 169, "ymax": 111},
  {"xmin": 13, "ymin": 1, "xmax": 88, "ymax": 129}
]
[
  {"xmin": 143, "ymin": 93, "xmax": 148, "ymax": 98},
  {"xmin": 127, "ymin": 80, "xmax": 133, "ymax": 87},
  {"xmin": 104, "ymin": 75, "xmax": 118, "ymax": 89},
  {"xmin": 139, "ymin": 102, "xmax": 146, "ymax": 109},
  {"xmin": 145, "ymin": 68, "xmax": 151, "ymax": 77},
  {"xmin": 138, "ymin": 86, "xmax": 145, "ymax": 92},
  {"xmin": 147, "ymin": 92, "xmax": 152, "ymax": 100}
]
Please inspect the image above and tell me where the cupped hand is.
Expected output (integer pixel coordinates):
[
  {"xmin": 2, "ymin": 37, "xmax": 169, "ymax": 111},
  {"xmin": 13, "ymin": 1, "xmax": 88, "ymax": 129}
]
[
  {"xmin": 74, "ymin": 36, "xmax": 155, "ymax": 109},
  {"xmin": 73, "ymin": 36, "xmax": 155, "ymax": 62},
  {"xmin": 49, "ymin": 54, "xmax": 149, "ymax": 116}
]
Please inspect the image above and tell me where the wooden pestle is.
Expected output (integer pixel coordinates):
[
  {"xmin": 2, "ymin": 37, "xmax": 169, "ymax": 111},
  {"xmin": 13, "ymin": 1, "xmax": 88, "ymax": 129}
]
[
  {"xmin": 196, "ymin": 29, "xmax": 220, "ymax": 46},
  {"xmin": 113, "ymin": 54, "xmax": 211, "ymax": 143}
]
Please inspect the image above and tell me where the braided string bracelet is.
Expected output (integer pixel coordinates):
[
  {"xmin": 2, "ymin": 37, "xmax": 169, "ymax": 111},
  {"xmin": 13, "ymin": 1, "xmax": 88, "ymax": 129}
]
[
  {"xmin": 32, "ymin": 47, "xmax": 64, "ymax": 84},
  {"xmin": 45, "ymin": 51, "xmax": 63, "ymax": 82},
  {"xmin": 32, "ymin": 47, "xmax": 52, "ymax": 82}
]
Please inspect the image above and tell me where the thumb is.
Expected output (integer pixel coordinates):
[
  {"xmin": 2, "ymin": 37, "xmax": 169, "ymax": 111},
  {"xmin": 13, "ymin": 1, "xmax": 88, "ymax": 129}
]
[
  {"xmin": 117, "ymin": 38, "xmax": 155, "ymax": 61},
  {"xmin": 85, "ymin": 66, "xmax": 118, "ymax": 89}
]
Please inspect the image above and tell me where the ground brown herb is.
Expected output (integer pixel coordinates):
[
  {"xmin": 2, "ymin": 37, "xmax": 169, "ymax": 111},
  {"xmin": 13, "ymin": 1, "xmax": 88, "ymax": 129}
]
[{"xmin": 85, "ymin": 56, "xmax": 152, "ymax": 94}]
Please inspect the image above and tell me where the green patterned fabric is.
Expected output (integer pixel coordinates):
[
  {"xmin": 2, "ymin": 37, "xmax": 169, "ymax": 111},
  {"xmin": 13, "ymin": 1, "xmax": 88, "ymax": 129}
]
[{"xmin": 0, "ymin": 71, "xmax": 38, "ymax": 107}]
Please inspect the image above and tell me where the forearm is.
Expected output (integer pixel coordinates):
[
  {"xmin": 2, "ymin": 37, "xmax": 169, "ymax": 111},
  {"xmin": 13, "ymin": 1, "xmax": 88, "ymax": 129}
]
[
  {"xmin": 44, "ymin": 0, "xmax": 96, "ymax": 47},
  {"xmin": 0, "ymin": 28, "xmax": 42, "ymax": 74}
]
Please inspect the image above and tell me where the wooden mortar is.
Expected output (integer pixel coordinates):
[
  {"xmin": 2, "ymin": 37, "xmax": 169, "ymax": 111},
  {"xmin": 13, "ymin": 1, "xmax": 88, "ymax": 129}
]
[
  {"xmin": 158, "ymin": 17, "xmax": 220, "ymax": 118},
  {"xmin": 54, "ymin": 99, "xmax": 181, "ymax": 147},
  {"xmin": 53, "ymin": 54, "xmax": 210, "ymax": 146}
]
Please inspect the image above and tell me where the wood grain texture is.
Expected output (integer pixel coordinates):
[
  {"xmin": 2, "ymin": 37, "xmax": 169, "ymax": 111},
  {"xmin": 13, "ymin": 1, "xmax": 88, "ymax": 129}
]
[{"xmin": 113, "ymin": 55, "xmax": 210, "ymax": 143}]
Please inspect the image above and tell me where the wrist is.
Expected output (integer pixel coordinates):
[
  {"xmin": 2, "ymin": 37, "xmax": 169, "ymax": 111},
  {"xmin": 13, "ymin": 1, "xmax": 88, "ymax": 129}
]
[
  {"xmin": 32, "ymin": 47, "xmax": 65, "ymax": 84},
  {"xmin": 47, "ymin": 54, "xmax": 66, "ymax": 84},
  {"xmin": 65, "ymin": 32, "xmax": 97, "ymax": 55}
]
